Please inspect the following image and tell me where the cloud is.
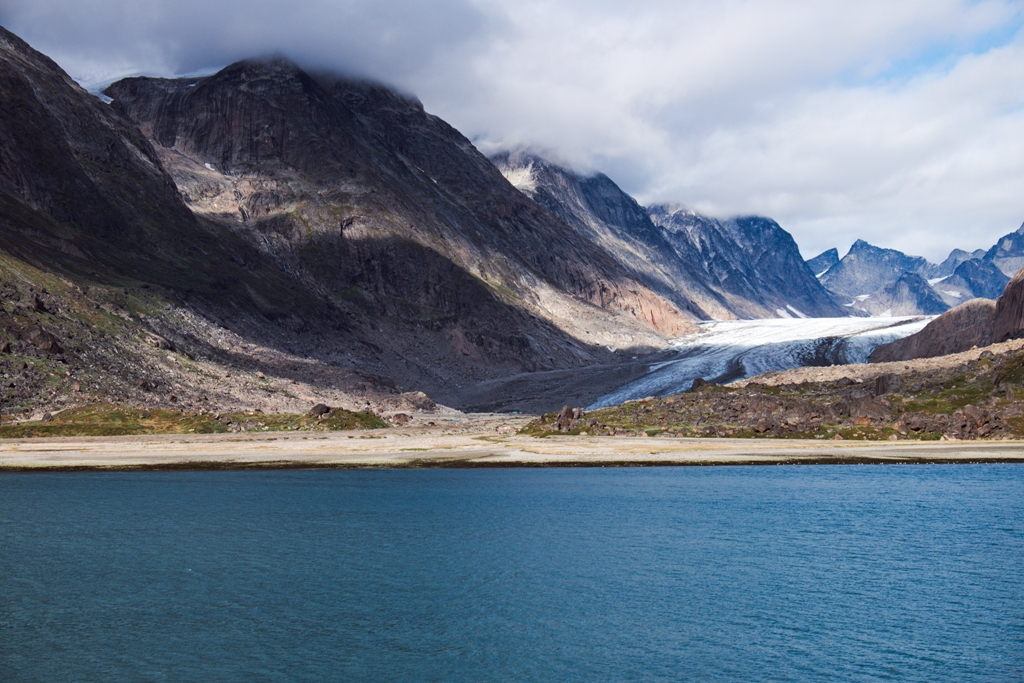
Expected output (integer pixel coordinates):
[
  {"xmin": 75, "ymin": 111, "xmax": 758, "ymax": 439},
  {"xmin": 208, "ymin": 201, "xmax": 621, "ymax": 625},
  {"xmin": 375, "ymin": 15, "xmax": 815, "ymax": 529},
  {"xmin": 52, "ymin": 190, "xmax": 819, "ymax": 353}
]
[{"xmin": 2, "ymin": 0, "xmax": 1023, "ymax": 261}]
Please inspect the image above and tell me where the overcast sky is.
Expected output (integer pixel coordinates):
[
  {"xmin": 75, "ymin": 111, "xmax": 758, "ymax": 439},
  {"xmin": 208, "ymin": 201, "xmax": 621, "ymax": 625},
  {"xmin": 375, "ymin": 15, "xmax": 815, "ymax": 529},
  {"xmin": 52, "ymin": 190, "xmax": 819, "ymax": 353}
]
[{"xmin": 3, "ymin": 0, "xmax": 1023, "ymax": 261}]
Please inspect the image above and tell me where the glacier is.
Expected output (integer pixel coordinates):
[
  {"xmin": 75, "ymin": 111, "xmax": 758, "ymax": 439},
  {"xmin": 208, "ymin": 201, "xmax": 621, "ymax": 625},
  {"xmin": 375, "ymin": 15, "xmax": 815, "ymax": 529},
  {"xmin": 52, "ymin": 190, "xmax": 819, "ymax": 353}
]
[{"xmin": 591, "ymin": 316, "xmax": 932, "ymax": 409}]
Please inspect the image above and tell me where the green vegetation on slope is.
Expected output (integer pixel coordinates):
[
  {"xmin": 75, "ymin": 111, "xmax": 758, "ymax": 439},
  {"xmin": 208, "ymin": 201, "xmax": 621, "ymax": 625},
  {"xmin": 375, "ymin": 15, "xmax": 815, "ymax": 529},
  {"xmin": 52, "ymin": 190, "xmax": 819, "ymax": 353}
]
[{"xmin": 0, "ymin": 404, "xmax": 386, "ymax": 438}]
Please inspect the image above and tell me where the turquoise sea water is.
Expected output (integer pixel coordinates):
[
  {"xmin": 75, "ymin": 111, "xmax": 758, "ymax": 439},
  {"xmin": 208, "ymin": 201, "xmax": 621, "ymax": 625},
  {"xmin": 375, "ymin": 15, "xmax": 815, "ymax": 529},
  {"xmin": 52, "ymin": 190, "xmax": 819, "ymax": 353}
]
[{"xmin": 1, "ymin": 465, "xmax": 1022, "ymax": 682}]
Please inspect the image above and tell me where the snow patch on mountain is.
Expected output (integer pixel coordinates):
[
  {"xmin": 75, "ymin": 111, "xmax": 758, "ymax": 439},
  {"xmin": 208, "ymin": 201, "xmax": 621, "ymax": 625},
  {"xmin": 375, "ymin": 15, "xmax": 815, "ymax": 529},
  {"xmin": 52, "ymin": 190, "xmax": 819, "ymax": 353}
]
[{"xmin": 496, "ymin": 160, "xmax": 537, "ymax": 195}]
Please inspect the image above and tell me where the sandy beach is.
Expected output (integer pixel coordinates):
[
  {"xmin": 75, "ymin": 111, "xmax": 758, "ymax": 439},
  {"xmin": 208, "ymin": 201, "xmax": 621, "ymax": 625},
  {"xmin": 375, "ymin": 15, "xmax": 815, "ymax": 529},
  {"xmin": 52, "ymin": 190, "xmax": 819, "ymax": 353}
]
[{"xmin": 0, "ymin": 413, "xmax": 1022, "ymax": 470}]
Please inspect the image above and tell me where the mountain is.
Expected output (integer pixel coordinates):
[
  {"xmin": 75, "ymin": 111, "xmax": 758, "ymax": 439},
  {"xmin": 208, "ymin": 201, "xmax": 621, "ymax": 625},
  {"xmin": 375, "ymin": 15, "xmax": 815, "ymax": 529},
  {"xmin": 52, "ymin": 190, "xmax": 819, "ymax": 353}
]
[
  {"xmin": 493, "ymin": 151, "xmax": 847, "ymax": 320},
  {"xmin": 983, "ymin": 222, "xmax": 1024, "ymax": 276},
  {"xmin": 0, "ymin": 26, "xmax": 418, "ymax": 417},
  {"xmin": 813, "ymin": 235, "xmax": 1018, "ymax": 316},
  {"xmin": 101, "ymin": 59, "xmax": 722, "ymax": 411},
  {"xmin": 805, "ymin": 248, "xmax": 839, "ymax": 277},
  {"xmin": 932, "ymin": 259, "xmax": 1009, "ymax": 304},
  {"xmin": 490, "ymin": 152, "xmax": 725, "ymax": 319},
  {"xmin": 650, "ymin": 207, "xmax": 847, "ymax": 318},
  {"xmin": 1, "ymin": 27, "xmax": 708, "ymax": 416},
  {"xmin": 819, "ymin": 239, "xmax": 931, "ymax": 297},
  {"xmin": 930, "ymin": 248, "xmax": 986, "ymax": 279},
  {"xmin": 850, "ymin": 273, "xmax": 949, "ymax": 317},
  {"xmin": 869, "ymin": 265, "xmax": 1024, "ymax": 362}
]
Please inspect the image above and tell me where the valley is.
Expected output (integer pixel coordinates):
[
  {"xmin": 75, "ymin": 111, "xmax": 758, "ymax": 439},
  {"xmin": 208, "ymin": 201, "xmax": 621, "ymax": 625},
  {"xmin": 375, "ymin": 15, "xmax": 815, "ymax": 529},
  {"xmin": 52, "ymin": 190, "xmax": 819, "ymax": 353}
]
[{"xmin": 1, "ymin": 24, "xmax": 1023, "ymax": 439}]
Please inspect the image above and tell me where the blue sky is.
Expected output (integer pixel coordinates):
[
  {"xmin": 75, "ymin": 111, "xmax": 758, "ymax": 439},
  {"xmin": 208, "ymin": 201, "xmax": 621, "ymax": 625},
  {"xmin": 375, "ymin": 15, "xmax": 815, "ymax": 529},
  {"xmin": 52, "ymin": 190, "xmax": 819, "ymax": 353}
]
[{"xmin": 2, "ymin": 0, "xmax": 1023, "ymax": 261}]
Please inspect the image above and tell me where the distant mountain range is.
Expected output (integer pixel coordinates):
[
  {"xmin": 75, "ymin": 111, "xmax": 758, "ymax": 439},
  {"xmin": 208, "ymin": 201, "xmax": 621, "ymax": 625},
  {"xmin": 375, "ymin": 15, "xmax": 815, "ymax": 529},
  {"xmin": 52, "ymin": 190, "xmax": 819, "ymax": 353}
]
[{"xmin": 807, "ymin": 225, "xmax": 1022, "ymax": 316}]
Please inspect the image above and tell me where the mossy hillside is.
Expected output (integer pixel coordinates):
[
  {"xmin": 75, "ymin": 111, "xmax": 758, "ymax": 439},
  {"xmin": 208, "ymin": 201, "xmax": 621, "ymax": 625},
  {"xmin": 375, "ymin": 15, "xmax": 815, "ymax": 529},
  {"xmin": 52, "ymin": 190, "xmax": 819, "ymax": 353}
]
[{"xmin": 0, "ymin": 404, "xmax": 386, "ymax": 438}]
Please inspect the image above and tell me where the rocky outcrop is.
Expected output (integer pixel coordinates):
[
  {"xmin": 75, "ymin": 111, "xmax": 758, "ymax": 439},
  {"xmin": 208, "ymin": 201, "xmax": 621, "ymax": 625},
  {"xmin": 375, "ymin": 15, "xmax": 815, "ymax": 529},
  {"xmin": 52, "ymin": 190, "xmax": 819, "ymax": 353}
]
[
  {"xmin": 868, "ymin": 298, "xmax": 996, "ymax": 362},
  {"xmin": 992, "ymin": 267, "xmax": 1024, "ymax": 343}
]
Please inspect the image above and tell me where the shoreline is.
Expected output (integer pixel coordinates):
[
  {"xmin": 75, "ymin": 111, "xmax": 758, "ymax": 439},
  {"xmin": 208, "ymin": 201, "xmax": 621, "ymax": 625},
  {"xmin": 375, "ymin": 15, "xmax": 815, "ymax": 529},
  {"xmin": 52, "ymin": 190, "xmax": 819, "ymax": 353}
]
[{"xmin": 1, "ymin": 418, "xmax": 1022, "ymax": 470}]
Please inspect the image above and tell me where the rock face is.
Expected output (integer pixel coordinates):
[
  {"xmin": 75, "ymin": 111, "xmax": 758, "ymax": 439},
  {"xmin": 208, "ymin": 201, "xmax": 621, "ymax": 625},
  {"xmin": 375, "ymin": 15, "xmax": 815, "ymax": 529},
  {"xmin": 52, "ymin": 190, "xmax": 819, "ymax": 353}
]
[
  {"xmin": 492, "ymin": 151, "xmax": 847, "ymax": 319},
  {"xmin": 992, "ymin": 267, "xmax": 1024, "ymax": 343},
  {"xmin": 806, "ymin": 248, "xmax": 839, "ymax": 277},
  {"xmin": 869, "ymin": 298, "xmax": 996, "ymax": 362}
]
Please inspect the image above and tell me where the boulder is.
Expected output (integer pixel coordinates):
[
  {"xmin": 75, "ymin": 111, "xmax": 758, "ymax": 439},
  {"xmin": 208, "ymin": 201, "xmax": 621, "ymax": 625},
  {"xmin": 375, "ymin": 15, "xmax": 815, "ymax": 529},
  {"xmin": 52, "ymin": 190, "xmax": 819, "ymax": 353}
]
[
  {"xmin": 25, "ymin": 327, "xmax": 62, "ymax": 354},
  {"xmin": 141, "ymin": 331, "xmax": 174, "ymax": 350},
  {"xmin": 309, "ymin": 403, "xmax": 332, "ymax": 417},
  {"xmin": 556, "ymin": 405, "xmax": 575, "ymax": 428},
  {"xmin": 873, "ymin": 373, "xmax": 902, "ymax": 396}
]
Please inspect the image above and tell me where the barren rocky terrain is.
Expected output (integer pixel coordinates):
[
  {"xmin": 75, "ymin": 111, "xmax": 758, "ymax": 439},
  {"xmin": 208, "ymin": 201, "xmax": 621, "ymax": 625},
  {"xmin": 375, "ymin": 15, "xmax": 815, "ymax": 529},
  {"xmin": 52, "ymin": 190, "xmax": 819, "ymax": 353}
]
[{"xmin": 527, "ymin": 339, "xmax": 1024, "ymax": 441}]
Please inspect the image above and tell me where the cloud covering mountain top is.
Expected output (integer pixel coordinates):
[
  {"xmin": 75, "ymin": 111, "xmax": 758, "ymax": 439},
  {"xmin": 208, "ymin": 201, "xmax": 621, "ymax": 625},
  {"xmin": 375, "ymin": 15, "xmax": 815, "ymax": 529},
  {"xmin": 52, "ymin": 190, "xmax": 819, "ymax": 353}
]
[{"xmin": 3, "ymin": 0, "xmax": 1022, "ymax": 260}]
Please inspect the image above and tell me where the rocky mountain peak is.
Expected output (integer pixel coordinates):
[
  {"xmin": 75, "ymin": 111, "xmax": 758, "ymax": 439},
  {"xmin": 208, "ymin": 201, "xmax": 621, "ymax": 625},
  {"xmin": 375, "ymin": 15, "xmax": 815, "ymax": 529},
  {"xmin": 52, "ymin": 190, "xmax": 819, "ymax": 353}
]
[
  {"xmin": 806, "ymin": 248, "xmax": 840, "ymax": 277},
  {"xmin": 820, "ymin": 239, "xmax": 930, "ymax": 298}
]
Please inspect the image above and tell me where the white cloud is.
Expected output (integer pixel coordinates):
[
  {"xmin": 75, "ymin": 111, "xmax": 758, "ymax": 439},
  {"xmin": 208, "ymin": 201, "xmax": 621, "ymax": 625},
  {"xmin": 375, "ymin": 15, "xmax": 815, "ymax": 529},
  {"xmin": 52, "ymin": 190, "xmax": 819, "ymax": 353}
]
[{"xmin": 2, "ymin": 0, "xmax": 1023, "ymax": 261}]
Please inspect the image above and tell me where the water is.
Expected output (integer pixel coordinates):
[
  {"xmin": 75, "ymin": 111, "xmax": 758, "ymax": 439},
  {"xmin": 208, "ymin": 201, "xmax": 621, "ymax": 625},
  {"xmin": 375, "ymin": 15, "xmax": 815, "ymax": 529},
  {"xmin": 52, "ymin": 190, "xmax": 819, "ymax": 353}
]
[
  {"xmin": 2, "ymin": 466, "xmax": 1022, "ymax": 682},
  {"xmin": 592, "ymin": 316, "xmax": 931, "ymax": 408}
]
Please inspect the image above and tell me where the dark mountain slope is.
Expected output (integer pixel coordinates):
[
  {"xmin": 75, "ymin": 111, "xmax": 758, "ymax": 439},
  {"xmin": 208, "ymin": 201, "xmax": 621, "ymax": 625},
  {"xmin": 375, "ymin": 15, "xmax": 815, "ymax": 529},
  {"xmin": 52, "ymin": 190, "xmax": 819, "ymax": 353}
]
[
  {"xmin": 0, "ymin": 28, "xmax": 334, "ymax": 324},
  {"xmin": 0, "ymin": 27, "xmax": 686, "ymax": 415},
  {"xmin": 107, "ymin": 62, "xmax": 693, "ymax": 343}
]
